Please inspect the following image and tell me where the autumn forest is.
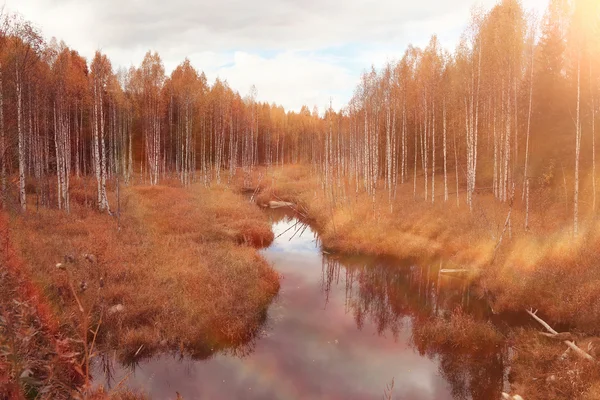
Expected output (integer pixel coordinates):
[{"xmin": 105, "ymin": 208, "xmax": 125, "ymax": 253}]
[{"xmin": 1, "ymin": 0, "xmax": 600, "ymax": 399}]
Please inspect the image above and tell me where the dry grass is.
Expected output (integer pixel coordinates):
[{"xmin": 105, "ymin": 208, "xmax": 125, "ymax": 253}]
[
  {"xmin": 87, "ymin": 387, "xmax": 149, "ymax": 400},
  {"xmin": 483, "ymin": 230, "xmax": 600, "ymax": 333},
  {"xmin": 7, "ymin": 165, "xmax": 600, "ymax": 398},
  {"xmin": 6, "ymin": 182, "xmax": 279, "ymax": 367},
  {"xmin": 1, "ymin": 213, "xmax": 83, "ymax": 399},
  {"xmin": 509, "ymin": 329, "xmax": 600, "ymax": 399},
  {"xmin": 412, "ymin": 310, "xmax": 504, "ymax": 354},
  {"xmin": 242, "ymin": 165, "xmax": 600, "ymax": 329},
  {"xmin": 246, "ymin": 165, "xmax": 502, "ymax": 266},
  {"xmin": 411, "ymin": 310, "xmax": 506, "ymax": 399},
  {"xmin": 240, "ymin": 164, "xmax": 600, "ymax": 398}
]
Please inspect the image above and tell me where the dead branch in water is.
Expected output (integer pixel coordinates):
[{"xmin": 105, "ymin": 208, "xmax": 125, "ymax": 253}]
[
  {"xmin": 271, "ymin": 192, "xmax": 310, "ymax": 220},
  {"xmin": 526, "ymin": 309, "xmax": 595, "ymax": 362},
  {"xmin": 502, "ymin": 393, "xmax": 524, "ymax": 400},
  {"xmin": 274, "ymin": 219, "xmax": 301, "ymax": 240},
  {"xmin": 383, "ymin": 378, "xmax": 395, "ymax": 400}
]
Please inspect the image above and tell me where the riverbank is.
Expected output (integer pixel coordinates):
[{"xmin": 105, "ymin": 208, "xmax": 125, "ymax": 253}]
[
  {"xmin": 1, "ymin": 180, "xmax": 279, "ymax": 398},
  {"xmin": 245, "ymin": 165, "xmax": 600, "ymax": 324},
  {"xmin": 240, "ymin": 164, "xmax": 600, "ymax": 399}
]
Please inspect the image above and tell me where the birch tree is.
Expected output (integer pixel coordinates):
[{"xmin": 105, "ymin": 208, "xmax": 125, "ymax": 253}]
[
  {"xmin": 8, "ymin": 17, "xmax": 43, "ymax": 211},
  {"xmin": 90, "ymin": 51, "xmax": 111, "ymax": 212}
]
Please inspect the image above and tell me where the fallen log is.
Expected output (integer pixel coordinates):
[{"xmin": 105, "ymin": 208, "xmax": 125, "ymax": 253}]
[
  {"xmin": 268, "ymin": 200, "xmax": 295, "ymax": 209},
  {"xmin": 526, "ymin": 309, "xmax": 595, "ymax": 362},
  {"xmin": 439, "ymin": 269, "xmax": 469, "ymax": 274},
  {"xmin": 271, "ymin": 193, "xmax": 311, "ymax": 219},
  {"xmin": 501, "ymin": 393, "xmax": 524, "ymax": 400},
  {"xmin": 538, "ymin": 332, "xmax": 574, "ymax": 341}
]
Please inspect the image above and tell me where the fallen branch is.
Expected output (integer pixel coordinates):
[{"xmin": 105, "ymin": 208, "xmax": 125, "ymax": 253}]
[
  {"xmin": 268, "ymin": 200, "xmax": 295, "ymax": 209},
  {"xmin": 250, "ymin": 173, "xmax": 264, "ymax": 202},
  {"xmin": 271, "ymin": 193, "xmax": 310, "ymax": 220},
  {"xmin": 494, "ymin": 207, "xmax": 512, "ymax": 253},
  {"xmin": 538, "ymin": 332, "xmax": 574, "ymax": 341},
  {"xmin": 502, "ymin": 393, "xmax": 524, "ymax": 400},
  {"xmin": 274, "ymin": 219, "xmax": 301, "ymax": 240},
  {"xmin": 526, "ymin": 309, "xmax": 595, "ymax": 361},
  {"xmin": 439, "ymin": 269, "xmax": 469, "ymax": 274}
]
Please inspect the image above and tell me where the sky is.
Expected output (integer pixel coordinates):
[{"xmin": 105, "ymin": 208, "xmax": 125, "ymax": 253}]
[{"xmin": 4, "ymin": 0, "xmax": 549, "ymax": 112}]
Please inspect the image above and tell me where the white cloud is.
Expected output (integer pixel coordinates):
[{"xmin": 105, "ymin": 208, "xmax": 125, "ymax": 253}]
[
  {"xmin": 215, "ymin": 51, "xmax": 354, "ymax": 111},
  {"xmin": 4, "ymin": 0, "xmax": 550, "ymax": 112}
]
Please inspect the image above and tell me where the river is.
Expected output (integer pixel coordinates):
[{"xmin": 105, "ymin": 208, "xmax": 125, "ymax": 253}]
[{"xmin": 94, "ymin": 207, "xmax": 511, "ymax": 399}]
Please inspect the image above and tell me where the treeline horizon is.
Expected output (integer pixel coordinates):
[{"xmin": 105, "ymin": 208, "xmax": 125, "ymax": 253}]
[
  {"xmin": 332, "ymin": 0, "xmax": 598, "ymax": 235},
  {"xmin": 0, "ymin": 0, "xmax": 599, "ymax": 232},
  {"xmin": 0, "ymin": 9, "xmax": 310, "ymax": 213}
]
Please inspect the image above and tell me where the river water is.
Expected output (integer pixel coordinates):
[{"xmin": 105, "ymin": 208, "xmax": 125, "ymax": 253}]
[{"xmin": 95, "ymin": 208, "xmax": 510, "ymax": 399}]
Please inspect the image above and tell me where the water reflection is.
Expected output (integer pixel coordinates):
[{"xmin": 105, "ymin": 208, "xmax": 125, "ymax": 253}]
[
  {"xmin": 318, "ymin": 247, "xmax": 505, "ymax": 399},
  {"xmin": 320, "ymin": 255, "xmax": 490, "ymax": 337},
  {"xmin": 93, "ymin": 208, "xmax": 508, "ymax": 399}
]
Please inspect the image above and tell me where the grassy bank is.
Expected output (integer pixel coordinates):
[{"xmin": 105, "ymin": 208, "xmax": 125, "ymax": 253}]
[
  {"xmin": 1, "ymin": 181, "xmax": 278, "ymax": 398},
  {"xmin": 246, "ymin": 165, "xmax": 600, "ymax": 326},
  {"xmin": 1, "ymin": 214, "xmax": 81, "ymax": 399},
  {"xmin": 242, "ymin": 164, "xmax": 600, "ymax": 399}
]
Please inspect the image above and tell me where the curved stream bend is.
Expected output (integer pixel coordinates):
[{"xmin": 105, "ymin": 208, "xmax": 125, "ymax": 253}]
[{"xmin": 94, "ymin": 208, "xmax": 509, "ymax": 399}]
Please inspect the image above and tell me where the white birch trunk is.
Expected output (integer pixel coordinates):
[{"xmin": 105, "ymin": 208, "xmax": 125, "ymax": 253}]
[
  {"xmin": 17, "ymin": 68, "xmax": 26, "ymax": 211},
  {"xmin": 591, "ymin": 62, "xmax": 596, "ymax": 213},
  {"xmin": 523, "ymin": 53, "xmax": 534, "ymax": 202},
  {"xmin": 401, "ymin": 99, "xmax": 408, "ymax": 183},
  {"xmin": 574, "ymin": 55, "xmax": 581, "ymax": 236},
  {"xmin": 431, "ymin": 100, "xmax": 436, "ymax": 204},
  {"xmin": 443, "ymin": 99, "xmax": 448, "ymax": 202}
]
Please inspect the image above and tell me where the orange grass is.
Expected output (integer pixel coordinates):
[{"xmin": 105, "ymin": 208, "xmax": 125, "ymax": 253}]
[
  {"xmin": 412, "ymin": 310, "xmax": 504, "ymax": 354},
  {"xmin": 411, "ymin": 310, "xmax": 506, "ymax": 399},
  {"xmin": 247, "ymin": 165, "xmax": 498, "ymax": 265},
  {"xmin": 243, "ymin": 165, "xmax": 600, "ymax": 329},
  {"xmin": 6, "ymin": 182, "xmax": 279, "ymax": 365},
  {"xmin": 241, "ymin": 164, "xmax": 600, "ymax": 399},
  {"xmin": 1, "ymin": 213, "xmax": 84, "ymax": 399},
  {"xmin": 509, "ymin": 328, "xmax": 600, "ymax": 399}
]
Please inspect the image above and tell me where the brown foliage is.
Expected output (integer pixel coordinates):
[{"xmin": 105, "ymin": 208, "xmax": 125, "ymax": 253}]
[
  {"xmin": 413, "ymin": 310, "xmax": 504, "ymax": 354},
  {"xmin": 510, "ymin": 329, "xmax": 600, "ymax": 399},
  {"xmin": 1, "ymin": 214, "xmax": 83, "ymax": 399},
  {"xmin": 6, "ymin": 183, "xmax": 279, "ymax": 367},
  {"xmin": 243, "ymin": 165, "xmax": 600, "ymax": 397}
]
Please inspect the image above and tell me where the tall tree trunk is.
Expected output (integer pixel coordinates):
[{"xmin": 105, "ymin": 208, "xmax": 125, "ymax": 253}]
[
  {"xmin": 523, "ymin": 51, "xmax": 533, "ymax": 202},
  {"xmin": 401, "ymin": 99, "xmax": 408, "ymax": 183},
  {"xmin": 591, "ymin": 61, "xmax": 596, "ymax": 213},
  {"xmin": 386, "ymin": 101, "xmax": 392, "ymax": 210},
  {"xmin": 574, "ymin": 55, "xmax": 582, "ymax": 236},
  {"xmin": 454, "ymin": 114, "xmax": 459, "ymax": 207},
  {"xmin": 17, "ymin": 68, "xmax": 26, "ymax": 211},
  {"xmin": 503, "ymin": 84, "xmax": 511, "ymax": 203},
  {"xmin": 431, "ymin": 100, "xmax": 436, "ymax": 204},
  {"xmin": 99, "ymin": 85, "xmax": 109, "ymax": 209},
  {"xmin": 53, "ymin": 102, "xmax": 62, "ymax": 210},
  {"xmin": 443, "ymin": 99, "xmax": 448, "ymax": 202},
  {"xmin": 0, "ymin": 62, "xmax": 5, "ymax": 206},
  {"xmin": 93, "ymin": 90, "xmax": 101, "ymax": 209}
]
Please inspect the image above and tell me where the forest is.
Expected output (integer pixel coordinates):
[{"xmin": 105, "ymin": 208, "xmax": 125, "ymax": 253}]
[
  {"xmin": 0, "ymin": 1, "xmax": 598, "ymax": 222},
  {"xmin": 1, "ymin": 0, "xmax": 600, "ymax": 399}
]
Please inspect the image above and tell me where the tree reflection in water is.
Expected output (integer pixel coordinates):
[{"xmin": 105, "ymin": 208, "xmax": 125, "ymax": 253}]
[
  {"xmin": 93, "ymin": 209, "xmax": 513, "ymax": 399},
  {"xmin": 320, "ymin": 254, "xmax": 507, "ymax": 400}
]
